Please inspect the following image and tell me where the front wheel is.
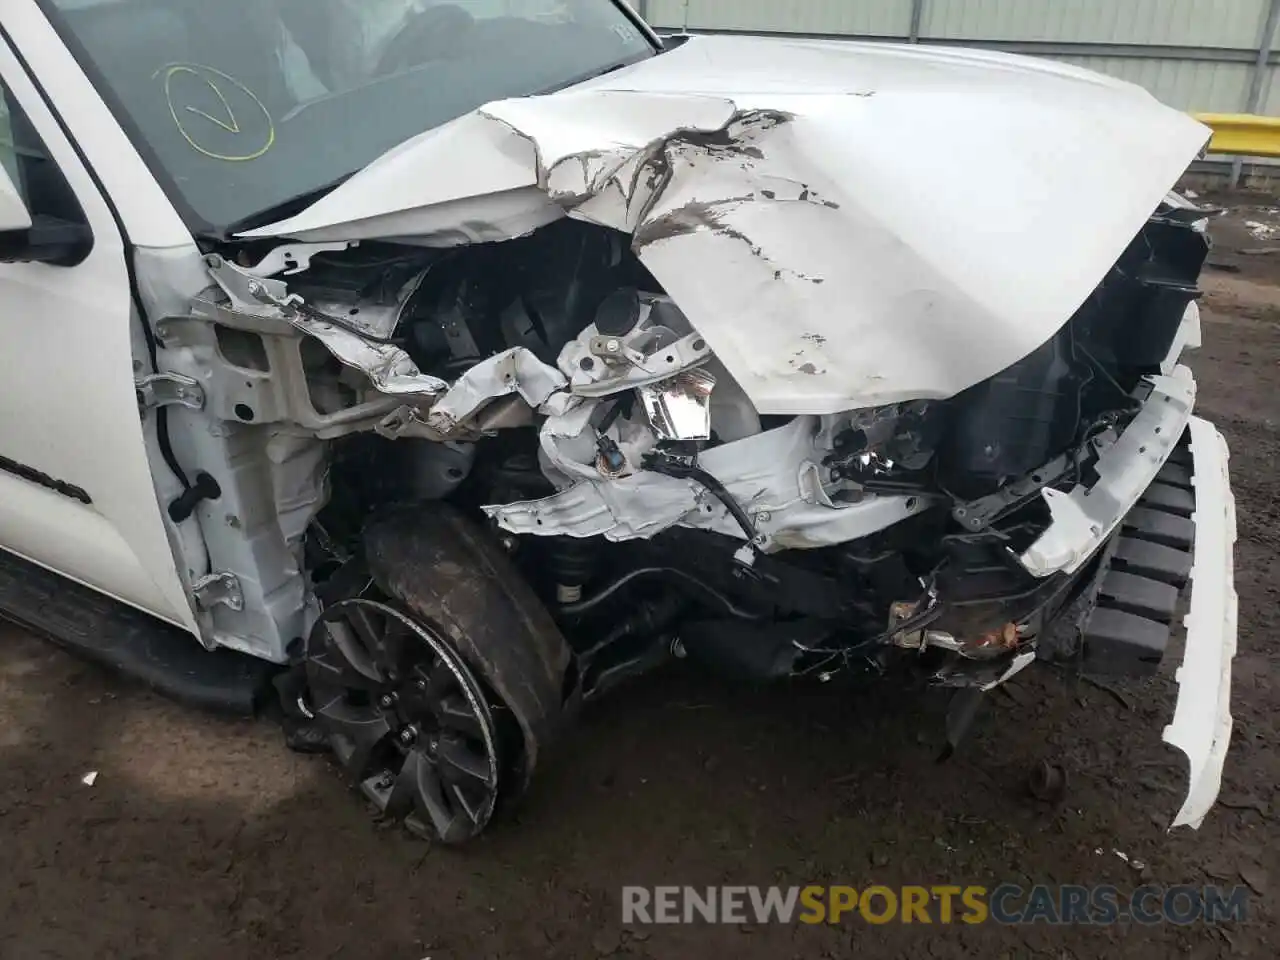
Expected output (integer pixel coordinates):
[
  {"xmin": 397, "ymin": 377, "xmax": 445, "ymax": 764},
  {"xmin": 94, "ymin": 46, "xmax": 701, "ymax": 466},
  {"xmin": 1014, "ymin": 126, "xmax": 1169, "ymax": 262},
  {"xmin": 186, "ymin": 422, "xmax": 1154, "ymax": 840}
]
[{"xmin": 306, "ymin": 597, "xmax": 503, "ymax": 843}]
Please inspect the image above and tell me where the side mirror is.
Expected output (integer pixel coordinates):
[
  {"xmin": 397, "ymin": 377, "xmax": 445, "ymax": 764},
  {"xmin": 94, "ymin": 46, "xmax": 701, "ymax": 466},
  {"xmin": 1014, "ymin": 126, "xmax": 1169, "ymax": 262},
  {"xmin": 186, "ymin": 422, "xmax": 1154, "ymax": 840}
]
[
  {"xmin": 0, "ymin": 163, "xmax": 32, "ymax": 232},
  {"xmin": 0, "ymin": 163, "xmax": 92, "ymax": 266}
]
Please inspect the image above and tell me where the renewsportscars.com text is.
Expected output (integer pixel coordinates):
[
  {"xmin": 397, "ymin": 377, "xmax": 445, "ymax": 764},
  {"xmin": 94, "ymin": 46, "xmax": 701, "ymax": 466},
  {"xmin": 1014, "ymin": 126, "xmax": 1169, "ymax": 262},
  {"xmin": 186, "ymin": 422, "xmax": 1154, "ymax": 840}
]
[{"xmin": 621, "ymin": 884, "xmax": 1251, "ymax": 926}]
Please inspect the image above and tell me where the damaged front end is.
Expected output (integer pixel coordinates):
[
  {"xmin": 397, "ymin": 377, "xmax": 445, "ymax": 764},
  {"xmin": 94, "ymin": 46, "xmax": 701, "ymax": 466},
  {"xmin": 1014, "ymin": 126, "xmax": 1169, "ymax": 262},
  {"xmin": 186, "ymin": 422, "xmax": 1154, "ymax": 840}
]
[{"xmin": 148, "ymin": 35, "xmax": 1234, "ymax": 841}]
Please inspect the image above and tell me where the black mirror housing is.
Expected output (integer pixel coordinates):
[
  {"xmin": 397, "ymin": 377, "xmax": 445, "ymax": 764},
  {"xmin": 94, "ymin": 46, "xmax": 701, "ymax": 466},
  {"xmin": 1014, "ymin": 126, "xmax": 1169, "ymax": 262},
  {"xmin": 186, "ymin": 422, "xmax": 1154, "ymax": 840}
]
[{"xmin": 0, "ymin": 214, "xmax": 93, "ymax": 266}]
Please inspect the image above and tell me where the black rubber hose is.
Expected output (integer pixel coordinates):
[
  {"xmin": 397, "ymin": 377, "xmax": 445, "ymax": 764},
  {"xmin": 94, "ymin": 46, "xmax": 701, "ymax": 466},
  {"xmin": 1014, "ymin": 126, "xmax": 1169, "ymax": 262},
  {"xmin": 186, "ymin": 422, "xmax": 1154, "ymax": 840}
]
[
  {"xmin": 559, "ymin": 566, "xmax": 765, "ymax": 620},
  {"xmin": 644, "ymin": 459, "xmax": 760, "ymax": 544},
  {"xmin": 596, "ymin": 395, "xmax": 631, "ymax": 435},
  {"xmin": 155, "ymin": 406, "xmax": 191, "ymax": 491}
]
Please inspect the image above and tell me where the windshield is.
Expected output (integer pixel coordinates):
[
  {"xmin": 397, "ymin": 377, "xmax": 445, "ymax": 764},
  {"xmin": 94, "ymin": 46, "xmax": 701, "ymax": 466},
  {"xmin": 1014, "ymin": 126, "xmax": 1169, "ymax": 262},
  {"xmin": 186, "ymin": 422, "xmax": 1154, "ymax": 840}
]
[{"xmin": 41, "ymin": 0, "xmax": 655, "ymax": 233}]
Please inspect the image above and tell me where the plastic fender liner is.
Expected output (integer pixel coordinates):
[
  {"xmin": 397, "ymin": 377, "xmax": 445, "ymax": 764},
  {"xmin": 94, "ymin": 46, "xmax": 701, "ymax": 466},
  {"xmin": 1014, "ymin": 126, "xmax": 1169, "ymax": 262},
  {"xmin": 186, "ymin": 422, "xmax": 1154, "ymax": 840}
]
[{"xmin": 363, "ymin": 504, "xmax": 575, "ymax": 795}]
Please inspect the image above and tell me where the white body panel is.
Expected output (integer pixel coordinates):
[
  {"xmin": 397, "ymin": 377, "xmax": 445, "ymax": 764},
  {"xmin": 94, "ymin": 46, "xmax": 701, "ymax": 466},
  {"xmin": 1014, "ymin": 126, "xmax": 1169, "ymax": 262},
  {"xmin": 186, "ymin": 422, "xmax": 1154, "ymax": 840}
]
[
  {"xmin": 0, "ymin": 18, "xmax": 196, "ymax": 630},
  {"xmin": 248, "ymin": 35, "xmax": 1211, "ymax": 414}
]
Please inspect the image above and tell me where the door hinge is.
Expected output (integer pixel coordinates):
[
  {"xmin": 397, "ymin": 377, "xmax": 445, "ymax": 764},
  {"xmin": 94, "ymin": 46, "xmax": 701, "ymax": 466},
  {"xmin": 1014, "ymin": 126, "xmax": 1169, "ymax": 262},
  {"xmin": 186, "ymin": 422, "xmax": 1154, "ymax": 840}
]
[
  {"xmin": 136, "ymin": 372, "xmax": 205, "ymax": 411},
  {"xmin": 191, "ymin": 572, "xmax": 244, "ymax": 612}
]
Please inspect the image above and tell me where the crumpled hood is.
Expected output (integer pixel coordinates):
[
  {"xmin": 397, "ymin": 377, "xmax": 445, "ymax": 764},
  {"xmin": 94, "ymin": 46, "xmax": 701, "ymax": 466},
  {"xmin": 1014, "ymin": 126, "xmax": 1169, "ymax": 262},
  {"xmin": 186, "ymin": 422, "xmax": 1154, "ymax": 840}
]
[{"xmin": 245, "ymin": 35, "xmax": 1210, "ymax": 415}]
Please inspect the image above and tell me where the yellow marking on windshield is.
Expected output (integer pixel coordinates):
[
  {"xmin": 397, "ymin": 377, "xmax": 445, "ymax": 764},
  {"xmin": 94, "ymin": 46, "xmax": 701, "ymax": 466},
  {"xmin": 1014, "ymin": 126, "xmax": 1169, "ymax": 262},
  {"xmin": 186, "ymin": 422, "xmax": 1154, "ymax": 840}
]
[{"xmin": 154, "ymin": 64, "xmax": 275, "ymax": 162}]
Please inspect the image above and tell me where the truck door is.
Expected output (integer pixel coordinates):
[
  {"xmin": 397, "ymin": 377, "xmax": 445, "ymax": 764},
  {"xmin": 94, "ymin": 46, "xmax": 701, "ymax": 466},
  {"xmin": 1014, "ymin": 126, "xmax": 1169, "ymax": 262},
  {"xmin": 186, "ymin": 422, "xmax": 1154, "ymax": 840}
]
[{"xmin": 0, "ymin": 32, "xmax": 196, "ymax": 631}]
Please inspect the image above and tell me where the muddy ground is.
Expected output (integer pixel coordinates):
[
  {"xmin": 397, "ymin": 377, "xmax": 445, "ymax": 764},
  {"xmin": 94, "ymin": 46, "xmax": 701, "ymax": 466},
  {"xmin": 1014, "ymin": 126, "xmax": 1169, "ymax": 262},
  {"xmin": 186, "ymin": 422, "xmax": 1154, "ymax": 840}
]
[{"xmin": 2, "ymin": 200, "xmax": 1279, "ymax": 959}]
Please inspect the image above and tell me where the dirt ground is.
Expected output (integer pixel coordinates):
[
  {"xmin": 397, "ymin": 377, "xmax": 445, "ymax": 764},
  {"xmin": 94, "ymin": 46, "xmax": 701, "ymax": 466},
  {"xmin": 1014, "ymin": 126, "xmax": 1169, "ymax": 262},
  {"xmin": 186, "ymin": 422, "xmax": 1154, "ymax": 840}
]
[{"xmin": 2, "ymin": 200, "xmax": 1279, "ymax": 960}]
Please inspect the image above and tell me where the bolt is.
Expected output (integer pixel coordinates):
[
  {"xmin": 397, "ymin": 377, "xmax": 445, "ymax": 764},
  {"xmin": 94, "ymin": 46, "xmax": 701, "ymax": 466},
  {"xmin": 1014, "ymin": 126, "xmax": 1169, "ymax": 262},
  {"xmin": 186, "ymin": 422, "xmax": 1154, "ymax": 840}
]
[
  {"xmin": 818, "ymin": 671, "xmax": 834, "ymax": 683},
  {"xmin": 399, "ymin": 727, "xmax": 417, "ymax": 745},
  {"xmin": 605, "ymin": 338, "xmax": 621, "ymax": 352},
  {"xmin": 378, "ymin": 694, "xmax": 395, "ymax": 709},
  {"xmin": 246, "ymin": 280, "xmax": 264, "ymax": 298},
  {"xmin": 427, "ymin": 738, "xmax": 439, "ymax": 754},
  {"xmin": 414, "ymin": 678, "xmax": 428, "ymax": 691}
]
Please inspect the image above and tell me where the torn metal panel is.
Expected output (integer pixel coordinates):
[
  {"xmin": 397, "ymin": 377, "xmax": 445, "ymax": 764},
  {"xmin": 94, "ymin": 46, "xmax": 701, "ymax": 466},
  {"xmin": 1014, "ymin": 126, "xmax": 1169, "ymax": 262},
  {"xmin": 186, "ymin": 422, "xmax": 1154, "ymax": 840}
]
[
  {"xmin": 370, "ymin": 347, "xmax": 583, "ymax": 443},
  {"xmin": 241, "ymin": 109, "xmax": 562, "ymax": 246},
  {"xmin": 486, "ymin": 412, "xmax": 927, "ymax": 548},
  {"xmin": 287, "ymin": 325, "xmax": 446, "ymax": 401},
  {"xmin": 243, "ymin": 34, "xmax": 1210, "ymax": 415},
  {"xmin": 205, "ymin": 252, "xmax": 448, "ymax": 401},
  {"xmin": 425, "ymin": 348, "xmax": 568, "ymax": 436}
]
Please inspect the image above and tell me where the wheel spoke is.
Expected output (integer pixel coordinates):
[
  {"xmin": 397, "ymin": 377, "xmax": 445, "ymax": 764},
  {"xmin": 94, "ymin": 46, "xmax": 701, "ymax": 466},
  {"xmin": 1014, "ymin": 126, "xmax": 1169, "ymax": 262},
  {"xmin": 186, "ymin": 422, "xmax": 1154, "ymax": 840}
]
[
  {"xmin": 435, "ymin": 733, "xmax": 494, "ymax": 788},
  {"xmin": 347, "ymin": 604, "xmax": 388, "ymax": 664},
  {"xmin": 447, "ymin": 781, "xmax": 484, "ymax": 826},
  {"xmin": 435, "ymin": 694, "xmax": 485, "ymax": 739},
  {"xmin": 414, "ymin": 658, "xmax": 455, "ymax": 701},
  {"xmin": 412, "ymin": 756, "xmax": 464, "ymax": 839},
  {"xmin": 322, "ymin": 620, "xmax": 383, "ymax": 686},
  {"xmin": 384, "ymin": 749, "xmax": 426, "ymax": 820},
  {"xmin": 309, "ymin": 647, "xmax": 382, "ymax": 694},
  {"xmin": 381, "ymin": 620, "xmax": 416, "ymax": 676},
  {"xmin": 315, "ymin": 697, "xmax": 391, "ymax": 779}
]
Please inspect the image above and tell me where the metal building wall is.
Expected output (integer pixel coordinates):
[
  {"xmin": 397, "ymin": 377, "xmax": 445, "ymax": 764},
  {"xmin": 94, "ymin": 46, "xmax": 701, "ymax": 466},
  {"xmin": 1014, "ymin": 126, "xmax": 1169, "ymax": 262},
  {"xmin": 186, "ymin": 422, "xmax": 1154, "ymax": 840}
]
[
  {"xmin": 922, "ymin": 0, "xmax": 1266, "ymax": 50},
  {"xmin": 640, "ymin": 0, "xmax": 1280, "ymax": 124}
]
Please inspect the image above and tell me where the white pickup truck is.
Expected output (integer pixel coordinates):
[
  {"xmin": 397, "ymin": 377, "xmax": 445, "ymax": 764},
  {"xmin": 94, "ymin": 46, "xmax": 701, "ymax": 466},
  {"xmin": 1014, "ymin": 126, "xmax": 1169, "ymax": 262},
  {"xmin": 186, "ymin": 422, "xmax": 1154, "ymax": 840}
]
[{"xmin": 0, "ymin": 0, "xmax": 1236, "ymax": 843}]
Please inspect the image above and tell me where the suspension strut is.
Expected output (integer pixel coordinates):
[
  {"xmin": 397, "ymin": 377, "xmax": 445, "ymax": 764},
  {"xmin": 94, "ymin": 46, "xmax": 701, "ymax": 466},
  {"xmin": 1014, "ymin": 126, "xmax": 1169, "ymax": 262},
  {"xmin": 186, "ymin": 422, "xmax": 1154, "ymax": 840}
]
[{"xmin": 545, "ymin": 536, "xmax": 600, "ymax": 605}]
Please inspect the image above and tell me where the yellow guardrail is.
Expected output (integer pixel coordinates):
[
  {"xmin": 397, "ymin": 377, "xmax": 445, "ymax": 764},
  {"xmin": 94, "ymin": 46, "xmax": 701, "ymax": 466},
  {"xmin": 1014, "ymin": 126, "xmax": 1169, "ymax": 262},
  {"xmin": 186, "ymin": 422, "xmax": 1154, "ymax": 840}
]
[{"xmin": 1192, "ymin": 113, "xmax": 1280, "ymax": 158}]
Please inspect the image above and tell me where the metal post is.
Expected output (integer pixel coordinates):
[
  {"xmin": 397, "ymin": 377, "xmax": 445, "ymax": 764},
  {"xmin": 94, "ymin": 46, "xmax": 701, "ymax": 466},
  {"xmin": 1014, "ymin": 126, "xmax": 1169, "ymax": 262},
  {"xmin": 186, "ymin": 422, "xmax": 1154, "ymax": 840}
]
[
  {"xmin": 1233, "ymin": 0, "xmax": 1280, "ymax": 188},
  {"xmin": 908, "ymin": 0, "xmax": 925, "ymax": 43}
]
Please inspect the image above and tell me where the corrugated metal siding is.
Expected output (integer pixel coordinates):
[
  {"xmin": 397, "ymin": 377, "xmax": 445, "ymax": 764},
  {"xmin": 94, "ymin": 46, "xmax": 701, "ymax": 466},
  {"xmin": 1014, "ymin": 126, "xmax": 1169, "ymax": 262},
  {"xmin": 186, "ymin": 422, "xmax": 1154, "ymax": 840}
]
[
  {"xmin": 643, "ymin": 0, "xmax": 1280, "ymax": 120},
  {"xmin": 1260, "ymin": 65, "xmax": 1280, "ymax": 113},
  {"xmin": 645, "ymin": 0, "xmax": 911, "ymax": 36},
  {"xmin": 1046, "ymin": 57, "xmax": 1255, "ymax": 113},
  {"xmin": 922, "ymin": 0, "xmax": 1268, "ymax": 49},
  {"xmin": 647, "ymin": 0, "xmax": 1271, "ymax": 49}
]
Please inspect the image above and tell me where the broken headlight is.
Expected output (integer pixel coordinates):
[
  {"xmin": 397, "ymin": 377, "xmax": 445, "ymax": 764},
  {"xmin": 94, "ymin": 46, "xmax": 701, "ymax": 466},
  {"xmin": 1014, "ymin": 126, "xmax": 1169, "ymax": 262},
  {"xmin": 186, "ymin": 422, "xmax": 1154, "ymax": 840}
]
[{"xmin": 825, "ymin": 400, "xmax": 943, "ymax": 490}]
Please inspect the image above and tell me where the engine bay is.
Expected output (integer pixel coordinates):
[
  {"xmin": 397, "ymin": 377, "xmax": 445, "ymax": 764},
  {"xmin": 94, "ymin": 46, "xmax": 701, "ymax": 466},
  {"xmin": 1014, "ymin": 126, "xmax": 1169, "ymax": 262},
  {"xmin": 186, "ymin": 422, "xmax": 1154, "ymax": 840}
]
[{"xmin": 175, "ymin": 194, "xmax": 1208, "ymax": 703}]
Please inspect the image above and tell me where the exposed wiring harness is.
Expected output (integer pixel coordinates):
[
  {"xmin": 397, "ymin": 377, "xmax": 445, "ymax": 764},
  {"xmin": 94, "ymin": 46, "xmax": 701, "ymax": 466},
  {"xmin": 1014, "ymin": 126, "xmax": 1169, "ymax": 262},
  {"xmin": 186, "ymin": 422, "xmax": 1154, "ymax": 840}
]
[{"xmin": 641, "ymin": 453, "xmax": 764, "ymax": 553}]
